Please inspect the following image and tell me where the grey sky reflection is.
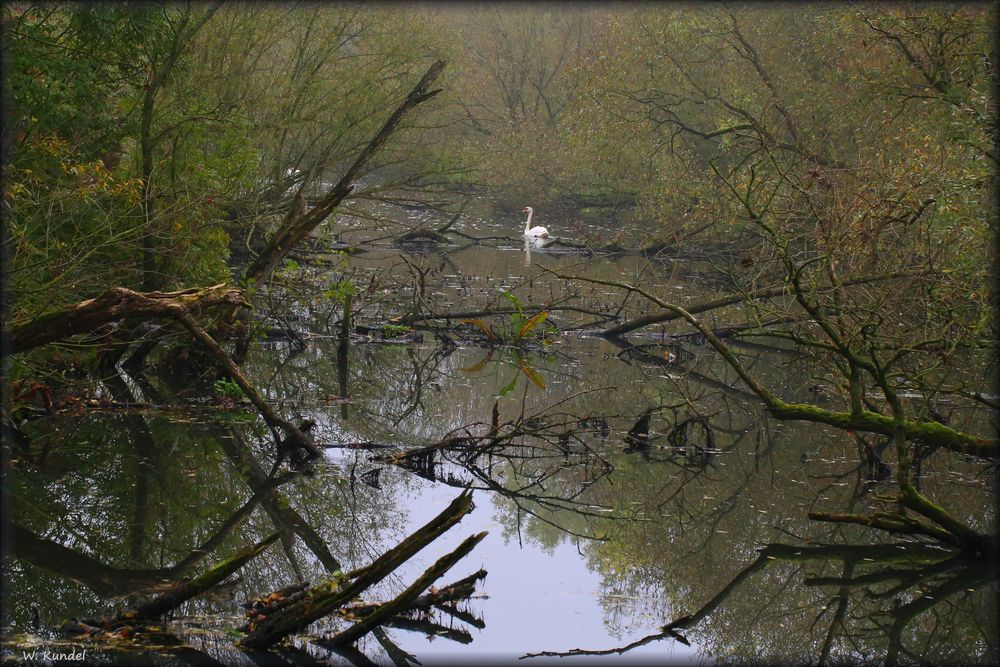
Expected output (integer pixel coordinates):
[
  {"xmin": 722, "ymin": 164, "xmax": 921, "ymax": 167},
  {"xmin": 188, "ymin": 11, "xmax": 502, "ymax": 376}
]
[{"xmin": 379, "ymin": 477, "xmax": 699, "ymax": 664}]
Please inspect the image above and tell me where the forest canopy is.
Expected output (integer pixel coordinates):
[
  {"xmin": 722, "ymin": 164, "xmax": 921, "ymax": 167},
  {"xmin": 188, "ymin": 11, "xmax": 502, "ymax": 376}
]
[{"xmin": 3, "ymin": 3, "xmax": 995, "ymax": 316}]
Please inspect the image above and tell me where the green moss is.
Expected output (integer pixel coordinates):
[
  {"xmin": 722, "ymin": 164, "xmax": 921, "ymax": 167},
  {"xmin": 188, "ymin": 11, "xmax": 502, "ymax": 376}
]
[{"xmin": 769, "ymin": 400, "xmax": 998, "ymax": 458}]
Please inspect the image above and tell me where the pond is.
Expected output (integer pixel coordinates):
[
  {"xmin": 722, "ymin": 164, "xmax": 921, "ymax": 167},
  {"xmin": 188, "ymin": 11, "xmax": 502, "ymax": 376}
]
[{"xmin": 4, "ymin": 197, "xmax": 997, "ymax": 665}]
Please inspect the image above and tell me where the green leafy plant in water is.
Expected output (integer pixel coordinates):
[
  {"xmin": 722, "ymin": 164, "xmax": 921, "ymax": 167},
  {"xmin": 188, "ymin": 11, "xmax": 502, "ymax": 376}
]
[
  {"xmin": 462, "ymin": 290, "xmax": 551, "ymax": 347},
  {"xmin": 381, "ymin": 324, "xmax": 411, "ymax": 337}
]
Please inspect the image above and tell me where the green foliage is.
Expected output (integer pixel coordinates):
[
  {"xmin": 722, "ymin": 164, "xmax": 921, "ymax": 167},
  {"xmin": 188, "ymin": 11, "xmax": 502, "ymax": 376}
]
[
  {"xmin": 323, "ymin": 279, "xmax": 358, "ymax": 305},
  {"xmin": 2, "ymin": 4, "xmax": 237, "ymax": 317},
  {"xmin": 462, "ymin": 290, "xmax": 552, "ymax": 348},
  {"xmin": 381, "ymin": 324, "xmax": 412, "ymax": 338},
  {"xmin": 213, "ymin": 377, "xmax": 245, "ymax": 400}
]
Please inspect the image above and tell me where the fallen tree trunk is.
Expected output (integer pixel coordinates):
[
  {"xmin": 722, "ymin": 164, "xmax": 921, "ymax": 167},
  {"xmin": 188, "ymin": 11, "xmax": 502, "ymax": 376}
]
[
  {"xmin": 10, "ymin": 524, "xmax": 174, "ymax": 597},
  {"xmin": 7, "ymin": 284, "xmax": 247, "ymax": 354},
  {"xmin": 395, "ymin": 196, "xmax": 472, "ymax": 244},
  {"xmin": 240, "ymin": 489, "xmax": 475, "ymax": 649},
  {"xmin": 169, "ymin": 474, "xmax": 295, "ymax": 575},
  {"xmin": 323, "ymin": 531, "xmax": 487, "ymax": 647},
  {"xmin": 5, "ymin": 284, "xmax": 319, "ymax": 458},
  {"xmin": 135, "ymin": 533, "xmax": 280, "ymax": 619}
]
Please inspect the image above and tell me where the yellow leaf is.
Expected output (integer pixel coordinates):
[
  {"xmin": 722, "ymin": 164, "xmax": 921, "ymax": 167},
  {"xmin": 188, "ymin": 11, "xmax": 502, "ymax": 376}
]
[
  {"xmin": 518, "ymin": 311, "xmax": 549, "ymax": 339},
  {"xmin": 461, "ymin": 319, "xmax": 495, "ymax": 341},
  {"xmin": 518, "ymin": 356, "xmax": 545, "ymax": 389}
]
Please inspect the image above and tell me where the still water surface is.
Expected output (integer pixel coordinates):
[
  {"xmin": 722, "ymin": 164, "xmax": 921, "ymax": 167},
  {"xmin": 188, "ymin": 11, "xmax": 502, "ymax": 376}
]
[{"xmin": 4, "ymin": 199, "xmax": 996, "ymax": 664}]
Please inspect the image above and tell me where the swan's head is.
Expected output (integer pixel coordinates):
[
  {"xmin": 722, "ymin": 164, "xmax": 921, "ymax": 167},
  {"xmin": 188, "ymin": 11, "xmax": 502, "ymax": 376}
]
[{"xmin": 522, "ymin": 206, "xmax": 533, "ymax": 214}]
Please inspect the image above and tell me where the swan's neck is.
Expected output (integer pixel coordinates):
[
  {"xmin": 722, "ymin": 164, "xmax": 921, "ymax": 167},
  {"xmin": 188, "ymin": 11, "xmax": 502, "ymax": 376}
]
[{"xmin": 523, "ymin": 209, "xmax": 533, "ymax": 232}]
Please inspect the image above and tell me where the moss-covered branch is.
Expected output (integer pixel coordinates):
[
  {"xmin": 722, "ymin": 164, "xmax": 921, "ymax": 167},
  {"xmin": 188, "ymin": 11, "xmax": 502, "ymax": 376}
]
[
  {"xmin": 135, "ymin": 533, "xmax": 280, "ymax": 619},
  {"xmin": 768, "ymin": 400, "xmax": 998, "ymax": 458},
  {"xmin": 549, "ymin": 271, "xmax": 998, "ymax": 459},
  {"xmin": 806, "ymin": 511, "xmax": 961, "ymax": 546}
]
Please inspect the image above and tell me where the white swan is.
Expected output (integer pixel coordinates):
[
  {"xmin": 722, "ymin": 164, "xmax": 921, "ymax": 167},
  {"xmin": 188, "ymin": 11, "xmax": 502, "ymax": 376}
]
[{"xmin": 522, "ymin": 206, "xmax": 549, "ymax": 238}]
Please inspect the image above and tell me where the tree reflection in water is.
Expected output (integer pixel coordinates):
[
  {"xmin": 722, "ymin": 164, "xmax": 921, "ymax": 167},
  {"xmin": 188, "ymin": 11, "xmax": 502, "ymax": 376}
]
[
  {"xmin": 4, "ymin": 255, "xmax": 995, "ymax": 664},
  {"xmin": 523, "ymin": 542, "xmax": 997, "ymax": 666}
]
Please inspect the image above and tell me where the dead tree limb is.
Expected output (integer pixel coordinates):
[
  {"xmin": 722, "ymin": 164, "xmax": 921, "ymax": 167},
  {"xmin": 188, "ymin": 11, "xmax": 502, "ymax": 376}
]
[
  {"xmin": 239, "ymin": 489, "xmax": 474, "ymax": 649},
  {"xmin": 134, "ymin": 533, "xmax": 280, "ymax": 619},
  {"xmin": 342, "ymin": 569, "xmax": 487, "ymax": 619},
  {"xmin": 10, "ymin": 524, "xmax": 174, "ymax": 597},
  {"xmin": 596, "ymin": 269, "xmax": 934, "ymax": 337},
  {"xmin": 172, "ymin": 309, "xmax": 318, "ymax": 458},
  {"xmin": 324, "ymin": 531, "xmax": 487, "ymax": 647},
  {"xmin": 395, "ymin": 196, "xmax": 474, "ymax": 243},
  {"xmin": 390, "ymin": 304, "xmax": 608, "ymax": 325},
  {"xmin": 436, "ymin": 602, "xmax": 486, "ymax": 629},
  {"xmin": 436, "ymin": 196, "xmax": 472, "ymax": 234},
  {"xmin": 6, "ymin": 284, "xmax": 318, "ymax": 457},
  {"xmin": 245, "ymin": 60, "xmax": 446, "ymax": 288},
  {"xmin": 549, "ymin": 269, "xmax": 1000, "ymax": 461},
  {"xmin": 378, "ymin": 617, "xmax": 474, "ymax": 644},
  {"xmin": 169, "ymin": 473, "xmax": 295, "ymax": 575},
  {"xmin": 806, "ymin": 511, "xmax": 963, "ymax": 548},
  {"xmin": 371, "ymin": 627, "xmax": 419, "ymax": 666},
  {"xmin": 216, "ymin": 427, "xmax": 342, "ymax": 572}
]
